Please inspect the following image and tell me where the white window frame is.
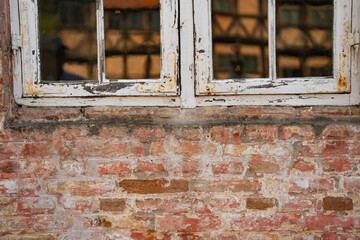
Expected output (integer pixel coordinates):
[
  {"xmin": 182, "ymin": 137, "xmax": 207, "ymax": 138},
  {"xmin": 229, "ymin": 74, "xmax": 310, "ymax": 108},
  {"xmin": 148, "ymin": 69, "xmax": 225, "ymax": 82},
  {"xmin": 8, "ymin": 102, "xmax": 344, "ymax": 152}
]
[
  {"xmin": 10, "ymin": 0, "xmax": 180, "ymax": 106},
  {"xmin": 10, "ymin": 0, "xmax": 360, "ymax": 107}
]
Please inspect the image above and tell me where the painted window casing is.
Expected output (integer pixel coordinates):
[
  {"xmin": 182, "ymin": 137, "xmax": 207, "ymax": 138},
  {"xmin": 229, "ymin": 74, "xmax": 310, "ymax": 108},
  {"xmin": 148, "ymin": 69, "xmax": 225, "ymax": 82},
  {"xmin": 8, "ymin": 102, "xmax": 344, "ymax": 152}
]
[{"xmin": 10, "ymin": 0, "xmax": 360, "ymax": 107}]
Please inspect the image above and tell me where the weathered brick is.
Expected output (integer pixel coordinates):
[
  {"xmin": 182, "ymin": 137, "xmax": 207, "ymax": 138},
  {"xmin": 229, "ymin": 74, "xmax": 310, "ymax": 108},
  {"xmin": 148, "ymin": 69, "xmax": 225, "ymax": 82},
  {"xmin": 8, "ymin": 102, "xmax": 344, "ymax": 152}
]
[
  {"xmin": 212, "ymin": 161, "xmax": 243, "ymax": 175},
  {"xmin": 246, "ymin": 197, "xmax": 278, "ymax": 210},
  {"xmin": 135, "ymin": 161, "xmax": 166, "ymax": 175},
  {"xmin": 209, "ymin": 126, "xmax": 242, "ymax": 143},
  {"xmin": 304, "ymin": 213, "xmax": 354, "ymax": 230},
  {"xmin": 149, "ymin": 142, "xmax": 165, "ymax": 156},
  {"xmin": 133, "ymin": 126, "xmax": 166, "ymax": 142},
  {"xmin": 249, "ymin": 158, "xmax": 279, "ymax": 174},
  {"xmin": 0, "ymin": 161, "xmax": 20, "ymax": 178},
  {"xmin": 323, "ymin": 197, "xmax": 353, "ymax": 211},
  {"xmin": 280, "ymin": 197, "xmax": 316, "ymax": 212},
  {"xmin": 289, "ymin": 178, "xmax": 335, "ymax": 194},
  {"xmin": 174, "ymin": 127, "xmax": 201, "ymax": 141},
  {"xmin": 178, "ymin": 160, "xmax": 200, "ymax": 176},
  {"xmin": 47, "ymin": 181, "xmax": 114, "ymax": 197},
  {"xmin": 192, "ymin": 180, "xmax": 261, "ymax": 193},
  {"xmin": 131, "ymin": 231, "xmax": 171, "ymax": 240},
  {"xmin": 321, "ymin": 141, "xmax": 350, "ymax": 157},
  {"xmin": 231, "ymin": 213, "xmax": 303, "ymax": 231},
  {"xmin": 321, "ymin": 125, "xmax": 356, "ymax": 140},
  {"xmin": 344, "ymin": 178, "xmax": 360, "ymax": 192},
  {"xmin": 290, "ymin": 158, "xmax": 316, "ymax": 173},
  {"xmin": 280, "ymin": 125, "xmax": 315, "ymax": 140},
  {"xmin": 100, "ymin": 198, "xmax": 126, "ymax": 212},
  {"xmin": 322, "ymin": 157, "xmax": 353, "ymax": 173},
  {"xmin": 16, "ymin": 196, "xmax": 56, "ymax": 214},
  {"xmin": 135, "ymin": 198, "xmax": 190, "ymax": 214},
  {"xmin": 224, "ymin": 143, "xmax": 291, "ymax": 157},
  {"xmin": 118, "ymin": 179, "xmax": 189, "ymax": 194},
  {"xmin": 156, "ymin": 214, "xmax": 222, "ymax": 232},
  {"xmin": 97, "ymin": 162, "xmax": 131, "ymax": 177},
  {"xmin": 245, "ymin": 125, "xmax": 278, "ymax": 141},
  {"xmin": 208, "ymin": 196, "xmax": 243, "ymax": 212},
  {"xmin": 175, "ymin": 141, "xmax": 201, "ymax": 156}
]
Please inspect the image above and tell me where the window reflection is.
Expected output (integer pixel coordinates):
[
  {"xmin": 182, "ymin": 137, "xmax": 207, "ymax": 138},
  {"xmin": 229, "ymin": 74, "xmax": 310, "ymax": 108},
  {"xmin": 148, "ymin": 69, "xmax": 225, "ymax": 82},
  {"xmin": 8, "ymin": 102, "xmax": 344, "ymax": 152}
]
[
  {"xmin": 276, "ymin": 0, "xmax": 333, "ymax": 78},
  {"xmin": 212, "ymin": 0, "xmax": 269, "ymax": 80},
  {"xmin": 104, "ymin": 0, "xmax": 161, "ymax": 80},
  {"xmin": 39, "ymin": 0, "xmax": 98, "ymax": 82}
]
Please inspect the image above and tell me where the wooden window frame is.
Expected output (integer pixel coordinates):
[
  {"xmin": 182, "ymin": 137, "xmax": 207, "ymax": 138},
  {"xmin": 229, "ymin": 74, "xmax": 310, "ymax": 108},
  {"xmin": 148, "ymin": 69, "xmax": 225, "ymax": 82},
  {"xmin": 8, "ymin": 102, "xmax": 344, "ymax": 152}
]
[{"xmin": 10, "ymin": 0, "xmax": 360, "ymax": 107}]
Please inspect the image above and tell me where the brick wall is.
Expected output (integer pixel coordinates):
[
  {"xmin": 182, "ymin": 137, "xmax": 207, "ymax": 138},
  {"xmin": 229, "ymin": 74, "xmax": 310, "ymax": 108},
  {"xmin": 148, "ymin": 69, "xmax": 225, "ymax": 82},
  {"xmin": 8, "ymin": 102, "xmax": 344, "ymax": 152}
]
[{"xmin": 1, "ymin": 2, "xmax": 360, "ymax": 240}]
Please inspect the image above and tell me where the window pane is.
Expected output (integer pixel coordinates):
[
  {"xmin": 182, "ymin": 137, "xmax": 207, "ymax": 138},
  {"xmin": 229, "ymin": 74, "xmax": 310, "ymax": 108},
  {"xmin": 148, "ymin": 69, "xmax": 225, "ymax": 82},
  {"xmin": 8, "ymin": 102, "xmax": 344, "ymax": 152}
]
[
  {"xmin": 104, "ymin": 0, "xmax": 161, "ymax": 80},
  {"xmin": 39, "ymin": 0, "xmax": 98, "ymax": 82},
  {"xmin": 212, "ymin": 0, "xmax": 269, "ymax": 80},
  {"xmin": 276, "ymin": 0, "xmax": 333, "ymax": 78}
]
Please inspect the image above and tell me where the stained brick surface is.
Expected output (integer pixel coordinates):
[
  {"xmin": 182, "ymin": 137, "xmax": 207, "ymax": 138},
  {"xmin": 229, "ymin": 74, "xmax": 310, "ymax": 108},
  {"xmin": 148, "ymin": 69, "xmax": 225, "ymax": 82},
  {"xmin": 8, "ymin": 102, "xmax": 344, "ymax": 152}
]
[{"xmin": 1, "ymin": 2, "xmax": 360, "ymax": 238}]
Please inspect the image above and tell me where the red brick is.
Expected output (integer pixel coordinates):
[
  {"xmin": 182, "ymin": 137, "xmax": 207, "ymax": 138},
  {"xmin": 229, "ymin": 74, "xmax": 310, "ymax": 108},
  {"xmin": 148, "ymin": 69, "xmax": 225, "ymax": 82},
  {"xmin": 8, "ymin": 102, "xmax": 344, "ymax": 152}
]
[
  {"xmin": 249, "ymin": 158, "xmax": 279, "ymax": 174},
  {"xmin": 136, "ymin": 161, "xmax": 166, "ymax": 175},
  {"xmin": 118, "ymin": 179, "xmax": 189, "ymax": 194},
  {"xmin": 21, "ymin": 143, "xmax": 52, "ymax": 159},
  {"xmin": 47, "ymin": 181, "xmax": 114, "ymax": 197},
  {"xmin": 224, "ymin": 143, "xmax": 291, "ymax": 157},
  {"xmin": 193, "ymin": 180, "xmax": 261, "ymax": 193},
  {"xmin": 245, "ymin": 125, "xmax": 278, "ymax": 141},
  {"xmin": 280, "ymin": 197, "xmax": 316, "ymax": 212},
  {"xmin": 291, "ymin": 159, "xmax": 316, "ymax": 173},
  {"xmin": 174, "ymin": 128, "xmax": 201, "ymax": 141},
  {"xmin": 280, "ymin": 125, "xmax": 315, "ymax": 140},
  {"xmin": 63, "ymin": 197, "xmax": 93, "ymax": 213},
  {"xmin": 322, "ymin": 157, "xmax": 353, "ymax": 173},
  {"xmin": 321, "ymin": 125, "xmax": 356, "ymax": 140},
  {"xmin": 289, "ymin": 178, "xmax": 335, "ymax": 194},
  {"xmin": 131, "ymin": 231, "xmax": 171, "ymax": 240},
  {"xmin": 352, "ymin": 141, "xmax": 360, "ymax": 155},
  {"xmin": 246, "ymin": 197, "xmax": 278, "ymax": 210},
  {"xmin": 209, "ymin": 126, "xmax": 242, "ymax": 143},
  {"xmin": 98, "ymin": 162, "xmax": 131, "ymax": 177},
  {"xmin": 0, "ymin": 144, "xmax": 15, "ymax": 160},
  {"xmin": 321, "ymin": 141, "xmax": 350, "ymax": 157},
  {"xmin": 211, "ymin": 161, "xmax": 243, "ymax": 175},
  {"xmin": 100, "ymin": 198, "xmax": 126, "ymax": 212},
  {"xmin": 321, "ymin": 232, "xmax": 353, "ymax": 240},
  {"xmin": 149, "ymin": 142, "xmax": 164, "ymax": 156},
  {"xmin": 175, "ymin": 142, "xmax": 201, "ymax": 156},
  {"xmin": 135, "ymin": 198, "xmax": 190, "ymax": 214},
  {"xmin": 0, "ymin": 161, "xmax": 21, "ymax": 179},
  {"xmin": 344, "ymin": 178, "xmax": 360, "ymax": 192},
  {"xmin": 16, "ymin": 197, "xmax": 56, "ymax": 215},
  {"xmin": 323, "ymin": 197, "xmax": 353, "ymax": 211},
  {"xmin": 208, "ymin": 196, "xmax": 243, "ymax": 212},
  {"xmin": 304, "ymin": 213, "xmax": 354, "ymax": 230},
  {"xmin": 156, "ymin": 214, "xmax": 221, "ymax": 232},
  {"xmin": 133, "ymin": 126, "xmax": 165, "ymax": 142},
  {"xmin": 231, "ymin": 213, "xmax": 303, "ymax": 231},
  {"xmin": 179, "ymin": 160, "xmax": 200, "ymax": 175}
]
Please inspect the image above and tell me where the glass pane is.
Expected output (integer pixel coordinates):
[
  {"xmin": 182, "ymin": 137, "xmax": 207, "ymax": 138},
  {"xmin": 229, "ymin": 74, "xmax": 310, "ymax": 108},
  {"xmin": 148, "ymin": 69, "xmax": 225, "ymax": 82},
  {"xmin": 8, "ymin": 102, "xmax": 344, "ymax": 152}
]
[
  {"xmin": 104, "ymin": 0, "xmax": 161, "ymax": 80},
  {"xmin": 212, "ymin": 0, "xmax": 269, "ymax": 80},
  {"xmin": 276, "ymin": 0, "xmax": 333, "ymax": 78},
  {"xmin": 39, "ymin": 0, "xmax": 98, "ymax": 82}
]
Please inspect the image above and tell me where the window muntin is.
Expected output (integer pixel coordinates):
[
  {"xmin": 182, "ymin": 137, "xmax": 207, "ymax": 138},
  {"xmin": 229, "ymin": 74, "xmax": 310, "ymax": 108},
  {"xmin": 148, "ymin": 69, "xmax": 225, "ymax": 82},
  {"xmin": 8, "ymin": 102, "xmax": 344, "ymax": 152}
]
[{"xmin": 195, "ymin": 0, "xmax": 352, "ymax": 95}]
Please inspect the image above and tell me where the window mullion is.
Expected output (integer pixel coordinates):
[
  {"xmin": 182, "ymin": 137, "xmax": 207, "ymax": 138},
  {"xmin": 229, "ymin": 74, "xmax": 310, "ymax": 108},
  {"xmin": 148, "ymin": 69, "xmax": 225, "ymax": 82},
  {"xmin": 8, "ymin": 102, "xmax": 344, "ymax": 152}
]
[
  {"xmin": 269, "ymin": 0, "xmax": 276, "ymax": 80},
  {"xmin": 97, "ymin": 0, "xmax": 107, "ymax": 84}
]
